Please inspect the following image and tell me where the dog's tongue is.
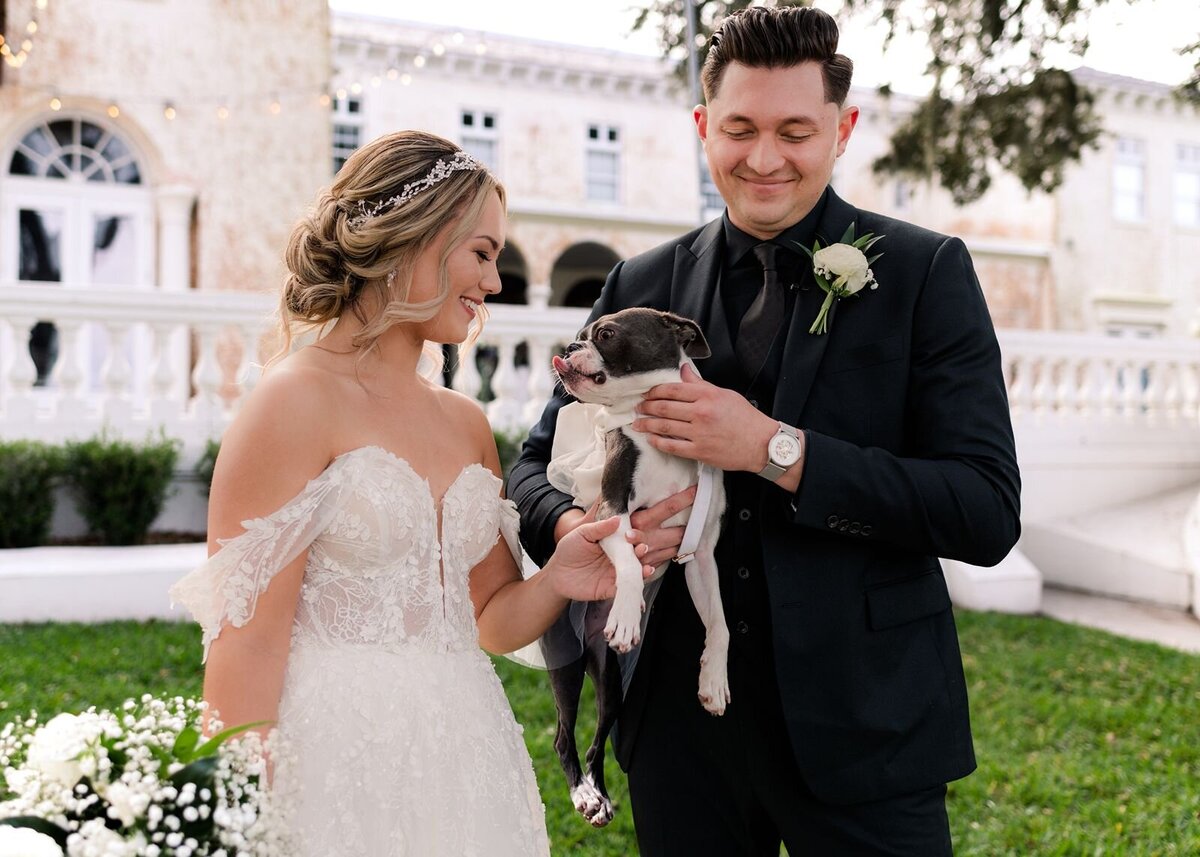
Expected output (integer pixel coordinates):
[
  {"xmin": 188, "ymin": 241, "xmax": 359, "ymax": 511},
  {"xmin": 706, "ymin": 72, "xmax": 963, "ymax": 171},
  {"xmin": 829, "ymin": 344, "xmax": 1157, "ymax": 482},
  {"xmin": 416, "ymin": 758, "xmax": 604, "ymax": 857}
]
[{"xmin": 551, "ymin": 355, "xmax": 569, "ymax": 373}]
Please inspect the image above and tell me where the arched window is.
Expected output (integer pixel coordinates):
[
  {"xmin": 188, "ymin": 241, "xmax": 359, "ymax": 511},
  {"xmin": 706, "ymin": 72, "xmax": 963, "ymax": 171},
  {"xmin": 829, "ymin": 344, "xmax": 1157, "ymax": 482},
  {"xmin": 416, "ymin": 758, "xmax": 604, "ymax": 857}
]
[
  {"xmin": 2, "ymin": 115, "xmax": 153, "ymax": 384},
  {"xmin": 9, "ymin": 117, "xmax": 143, "ymax": 185}
]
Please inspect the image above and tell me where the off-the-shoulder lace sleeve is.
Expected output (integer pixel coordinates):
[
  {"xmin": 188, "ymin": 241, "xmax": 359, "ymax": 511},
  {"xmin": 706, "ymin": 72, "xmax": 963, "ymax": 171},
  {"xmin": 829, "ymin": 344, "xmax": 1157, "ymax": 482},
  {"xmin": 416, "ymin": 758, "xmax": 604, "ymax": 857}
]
[{"xmin": 169, "ymin": 469, "xmax": 346, "ymax": 661}]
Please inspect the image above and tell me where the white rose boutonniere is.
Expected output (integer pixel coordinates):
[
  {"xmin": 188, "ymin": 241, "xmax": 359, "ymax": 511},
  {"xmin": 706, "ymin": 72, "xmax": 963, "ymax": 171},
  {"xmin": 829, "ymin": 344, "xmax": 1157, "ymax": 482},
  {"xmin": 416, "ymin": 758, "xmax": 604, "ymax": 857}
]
[{"xmin": 795, "ymin": 224, "xmax": 884, "ymax": 335}]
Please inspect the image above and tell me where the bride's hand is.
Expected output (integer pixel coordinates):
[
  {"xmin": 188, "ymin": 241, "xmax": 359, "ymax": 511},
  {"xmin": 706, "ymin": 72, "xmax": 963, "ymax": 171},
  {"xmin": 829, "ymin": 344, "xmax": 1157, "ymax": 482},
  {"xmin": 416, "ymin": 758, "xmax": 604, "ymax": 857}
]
[{"xmin": 549, "ymin": 505, "xmax": 652, "ymax": 602}]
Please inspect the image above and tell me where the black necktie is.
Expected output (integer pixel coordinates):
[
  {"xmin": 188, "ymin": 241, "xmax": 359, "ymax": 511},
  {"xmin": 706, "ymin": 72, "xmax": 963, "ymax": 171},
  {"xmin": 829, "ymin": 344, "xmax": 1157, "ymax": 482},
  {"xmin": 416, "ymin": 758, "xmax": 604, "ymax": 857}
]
[{"xmin": 735, "ymin": 242, "xmax": 785, "ymax": 377}]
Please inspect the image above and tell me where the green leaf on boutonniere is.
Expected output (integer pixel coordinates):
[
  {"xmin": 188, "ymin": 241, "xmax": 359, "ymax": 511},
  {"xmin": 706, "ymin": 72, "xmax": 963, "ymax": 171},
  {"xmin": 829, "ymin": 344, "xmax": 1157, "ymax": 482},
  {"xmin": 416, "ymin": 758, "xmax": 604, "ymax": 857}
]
[{"xmin": 791, "ymin": 226, "xmax": 885, "ymax": 335}]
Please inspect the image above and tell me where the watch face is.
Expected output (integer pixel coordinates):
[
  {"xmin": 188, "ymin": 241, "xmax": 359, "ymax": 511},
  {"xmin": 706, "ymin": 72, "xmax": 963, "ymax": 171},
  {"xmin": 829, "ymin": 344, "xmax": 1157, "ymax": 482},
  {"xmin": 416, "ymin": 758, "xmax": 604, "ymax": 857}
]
[{"xmin": 769, "ymin": 432, "xmax": 802, "ymax": 467}]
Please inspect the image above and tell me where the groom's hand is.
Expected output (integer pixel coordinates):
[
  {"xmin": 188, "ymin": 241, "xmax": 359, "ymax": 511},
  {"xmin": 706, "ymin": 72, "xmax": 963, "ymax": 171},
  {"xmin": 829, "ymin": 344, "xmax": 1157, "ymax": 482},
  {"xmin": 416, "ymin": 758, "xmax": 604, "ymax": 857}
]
[
  {"xmin": 635, "ymin": 363, "xmax": 777, "ymax": 473},
  {"xmin": 553, "ymin": 488, "xmax": 696, "ymax": 571}
]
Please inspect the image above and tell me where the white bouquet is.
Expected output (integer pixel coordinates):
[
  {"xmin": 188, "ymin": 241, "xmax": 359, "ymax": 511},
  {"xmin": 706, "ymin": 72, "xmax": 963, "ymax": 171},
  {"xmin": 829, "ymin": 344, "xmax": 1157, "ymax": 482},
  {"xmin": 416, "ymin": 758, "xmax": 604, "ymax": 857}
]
[{"xmin": 0, "ymin": 696, "xmax": 291, "ymax": 857}]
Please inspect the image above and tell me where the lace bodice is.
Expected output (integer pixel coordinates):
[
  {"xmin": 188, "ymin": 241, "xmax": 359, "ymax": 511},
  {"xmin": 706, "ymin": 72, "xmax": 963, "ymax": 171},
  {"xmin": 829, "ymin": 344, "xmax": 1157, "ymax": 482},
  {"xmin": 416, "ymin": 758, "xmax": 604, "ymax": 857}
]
[{"xmin": 170, "ymin": 446, "xmax": 522, "ymax": 660}]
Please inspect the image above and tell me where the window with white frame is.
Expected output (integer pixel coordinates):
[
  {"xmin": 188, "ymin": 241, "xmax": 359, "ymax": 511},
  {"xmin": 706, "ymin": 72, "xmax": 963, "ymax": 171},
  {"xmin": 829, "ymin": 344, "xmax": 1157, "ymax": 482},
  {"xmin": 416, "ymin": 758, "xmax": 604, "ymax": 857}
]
[
  {"xmin": 460, "ymin": 109, "xmax": 498, "ymax": 171},
  {"xmin": 585, "ymin": 123, "xmax": 621, "ymax": 203},
  {"xmin": 699, "ymin": 161, "xmax": 723, "ymax": 216},
  {"xmin": 2, "ymin": 115, "xmax": 152, "ymax": 387},
  {"xmin": 1112, "ymin": 137, "xmax": 1146, "ymax": 223},
  {"xmin": 332, "ymin": 94, "xmax": 363, "ymax": 175},
  {"xmin": 1174, "ymin": 143, "xmax": 1200, "ymax": 228}
]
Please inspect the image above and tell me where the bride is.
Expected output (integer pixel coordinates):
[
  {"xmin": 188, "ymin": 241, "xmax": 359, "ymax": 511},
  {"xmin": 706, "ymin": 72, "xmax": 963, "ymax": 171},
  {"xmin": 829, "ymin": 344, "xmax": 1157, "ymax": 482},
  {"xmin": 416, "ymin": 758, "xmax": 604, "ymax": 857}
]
[{"xmin": 170, "ymin": 130, "xmax": 651, "ymax": 855}]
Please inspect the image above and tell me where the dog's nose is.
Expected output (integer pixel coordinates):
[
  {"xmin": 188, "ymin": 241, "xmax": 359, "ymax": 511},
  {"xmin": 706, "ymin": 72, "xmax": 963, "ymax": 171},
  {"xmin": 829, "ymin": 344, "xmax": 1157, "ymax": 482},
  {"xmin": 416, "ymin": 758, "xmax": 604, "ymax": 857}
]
[{"xmin": 565, "ymin": 342, "xmax": 584, "ymax": 354}]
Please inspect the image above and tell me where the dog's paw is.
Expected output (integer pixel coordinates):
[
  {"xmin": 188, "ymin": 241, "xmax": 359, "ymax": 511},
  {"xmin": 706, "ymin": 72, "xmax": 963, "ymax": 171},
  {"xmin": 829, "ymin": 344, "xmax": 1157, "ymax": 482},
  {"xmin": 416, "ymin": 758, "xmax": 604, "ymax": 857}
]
[
  {"xmin": 697, "ymin": 658, "xmax": 731, "ymax": 716},
  {"xmin": 571, "ymin": 776, "xmax": 615, "ymax": 827},
  {"xmin": 603, "ymin": 595, "xmax": 643, "ymax": 653}
]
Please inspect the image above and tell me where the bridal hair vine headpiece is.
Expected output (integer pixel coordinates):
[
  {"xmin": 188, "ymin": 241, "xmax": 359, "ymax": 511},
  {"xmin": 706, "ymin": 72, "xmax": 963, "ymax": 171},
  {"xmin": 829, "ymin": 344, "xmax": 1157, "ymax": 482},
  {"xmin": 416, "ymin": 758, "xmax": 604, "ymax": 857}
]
[{"xmin": 348, "ymin": 150, "xmax": 481, "ymax": 228}]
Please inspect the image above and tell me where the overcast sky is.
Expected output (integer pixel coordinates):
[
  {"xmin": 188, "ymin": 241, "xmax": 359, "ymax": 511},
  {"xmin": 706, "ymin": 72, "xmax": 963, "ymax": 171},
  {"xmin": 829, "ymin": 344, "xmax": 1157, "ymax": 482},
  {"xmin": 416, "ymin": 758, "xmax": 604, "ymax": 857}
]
[{"xmin": 329, "ymin": 0, "xmax": 1199, "ymax": 92}]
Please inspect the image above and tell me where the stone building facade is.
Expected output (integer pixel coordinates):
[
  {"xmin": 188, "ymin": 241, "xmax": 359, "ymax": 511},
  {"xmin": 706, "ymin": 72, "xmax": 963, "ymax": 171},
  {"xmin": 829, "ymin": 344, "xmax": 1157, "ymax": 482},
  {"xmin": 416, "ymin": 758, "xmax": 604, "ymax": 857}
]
[{"xmin": 1, "ymin": 2, "xmax": 1195, "ymax": 341}]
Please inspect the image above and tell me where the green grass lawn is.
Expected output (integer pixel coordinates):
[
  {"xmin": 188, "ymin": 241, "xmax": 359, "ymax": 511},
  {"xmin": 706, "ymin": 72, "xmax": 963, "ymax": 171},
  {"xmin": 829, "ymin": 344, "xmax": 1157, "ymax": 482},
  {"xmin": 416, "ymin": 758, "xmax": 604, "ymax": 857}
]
[{"xmin": 2, "ymin": 611, "xmax": 1198, "ymax": 855}]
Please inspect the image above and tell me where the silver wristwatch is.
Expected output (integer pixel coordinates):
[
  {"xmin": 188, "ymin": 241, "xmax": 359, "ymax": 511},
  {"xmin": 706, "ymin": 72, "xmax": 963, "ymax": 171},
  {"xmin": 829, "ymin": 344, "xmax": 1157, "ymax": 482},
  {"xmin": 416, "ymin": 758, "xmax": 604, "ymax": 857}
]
[{"xmin": 758, "ymin": 422, "xmax": 803, "ymax": 481}]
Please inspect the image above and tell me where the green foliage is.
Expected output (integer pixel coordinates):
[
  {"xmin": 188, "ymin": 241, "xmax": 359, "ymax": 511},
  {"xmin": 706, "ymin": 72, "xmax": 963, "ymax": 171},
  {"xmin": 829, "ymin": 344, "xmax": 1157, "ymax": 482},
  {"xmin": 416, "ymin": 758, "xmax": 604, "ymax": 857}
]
[
  {"xmin": 632, "ymin": 0, "xmax": 1126, "ymax": 203},
  {"xmin": 62, "ymin": 433, "xmax": 181, "ymax": 545},
  {"xmin": 0, "ymin": 441, "xmax": 64, "ymax": 548},
  {"xmin": 4, "ymin": 613, "xmax": 1199, "ymax": 853},
  {"xmin": 493, "ymin": 429, "xmax": 528, "ymax": 480},
  {"xmin": 194, "ymin": 438, "xmax": 221, "ymax": 498}
]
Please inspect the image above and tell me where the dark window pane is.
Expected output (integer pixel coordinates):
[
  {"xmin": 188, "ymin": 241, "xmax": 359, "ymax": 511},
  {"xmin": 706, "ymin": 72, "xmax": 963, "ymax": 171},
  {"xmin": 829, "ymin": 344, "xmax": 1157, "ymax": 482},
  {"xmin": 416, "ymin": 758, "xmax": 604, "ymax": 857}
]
[
  {"xmin": 588, "ymin": 125, "xmax": 598, "ymax": 140},
  {"xmin": 609, "ymin": 128, "xmax": 618, "ymax": 142},
  {"xmin": 348, "ymin": 97, "xmax": 361, "ymax": 114},
  {"xmin": 47, "ymin": 162, "xmax": 67, "ymax": 179},
  {"xmin": 9, "ymin": 150, "xmax": 36, "ymax": 175},
  {"xmin": 80, "ymin": 121, "xmax": 104, "ymax": 149},
  {"xmin": 49, "ymin": 120, "xmax": 74, "ymax": 147},
  {"xmin": 21, "ymin": 126, "xmax": 54, "ymax": 157},
  {"xmin": 100, "ymin": 135, "xmax": 129, "ymax": 163},
  {"xmin": 19, "ymin": 208, "xmax": 63, "ymax": 282},
  {"xmin": 483, "ymin": 113, "xmax": 495, "ymax": 129},
  {"xmin": 112, "ymin": 160, "xmax": 141, "ymax": 184},
  {"xmin": 78, "ymin": 153, "xmax": 96, "ymax": 175},
  {"xmin": 462, "ymin": 111, "xmax": 474, "ymax": 126}
]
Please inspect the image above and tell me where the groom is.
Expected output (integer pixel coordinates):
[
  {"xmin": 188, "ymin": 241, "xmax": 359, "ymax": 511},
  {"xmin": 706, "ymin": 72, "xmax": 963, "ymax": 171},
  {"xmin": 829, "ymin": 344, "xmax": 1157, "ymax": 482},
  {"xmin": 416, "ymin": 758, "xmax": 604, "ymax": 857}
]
[{"xmin": 509, "ymin": 6, "xmax": 1020, "ymax": 854}]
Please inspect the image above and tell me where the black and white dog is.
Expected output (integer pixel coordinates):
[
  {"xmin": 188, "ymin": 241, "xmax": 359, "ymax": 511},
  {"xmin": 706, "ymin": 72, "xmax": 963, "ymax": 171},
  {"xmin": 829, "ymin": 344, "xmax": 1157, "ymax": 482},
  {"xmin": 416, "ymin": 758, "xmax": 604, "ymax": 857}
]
[{"xmin": 547, "ymin": 307, "xmax": 729, "ymax": 827}]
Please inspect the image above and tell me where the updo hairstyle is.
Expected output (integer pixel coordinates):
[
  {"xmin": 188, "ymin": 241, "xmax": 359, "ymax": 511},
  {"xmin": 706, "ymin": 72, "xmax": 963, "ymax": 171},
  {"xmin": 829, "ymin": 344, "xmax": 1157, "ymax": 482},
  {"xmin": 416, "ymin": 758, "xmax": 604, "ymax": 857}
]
[{"xmin": 277, "ymin": 130, "xmax": 505, "ymax": 367}]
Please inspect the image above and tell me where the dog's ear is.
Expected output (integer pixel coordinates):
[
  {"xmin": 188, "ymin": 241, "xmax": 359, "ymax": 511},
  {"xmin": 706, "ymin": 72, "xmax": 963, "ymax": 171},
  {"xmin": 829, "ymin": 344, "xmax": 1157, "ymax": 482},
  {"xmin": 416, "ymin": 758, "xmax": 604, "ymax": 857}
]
[{"xmin": 660, "ymin": 312, "xmax": 711, "ymax": 360}]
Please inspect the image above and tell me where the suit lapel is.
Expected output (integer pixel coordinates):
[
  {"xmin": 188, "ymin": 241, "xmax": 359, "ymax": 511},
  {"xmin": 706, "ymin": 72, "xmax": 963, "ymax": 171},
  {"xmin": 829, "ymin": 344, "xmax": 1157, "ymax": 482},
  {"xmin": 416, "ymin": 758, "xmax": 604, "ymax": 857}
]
[
  {"xmin": 669, "ymin": 219, "xmax": 730, "ymax": 378},
  {"xmin": 773, "ymin": 189, "xmax": 860, "ymax": 423}
]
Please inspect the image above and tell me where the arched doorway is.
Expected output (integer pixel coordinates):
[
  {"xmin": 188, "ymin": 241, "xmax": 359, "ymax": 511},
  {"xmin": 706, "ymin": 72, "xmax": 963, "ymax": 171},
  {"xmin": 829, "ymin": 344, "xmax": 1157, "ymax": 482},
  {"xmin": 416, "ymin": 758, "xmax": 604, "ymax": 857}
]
[
  {"xmin": 550, "ymin": 242, "xmax": 620, "ymax": 308},
  {"xmin": 2, "ymin": 114, "xmax": 152, "ymax": 385}
]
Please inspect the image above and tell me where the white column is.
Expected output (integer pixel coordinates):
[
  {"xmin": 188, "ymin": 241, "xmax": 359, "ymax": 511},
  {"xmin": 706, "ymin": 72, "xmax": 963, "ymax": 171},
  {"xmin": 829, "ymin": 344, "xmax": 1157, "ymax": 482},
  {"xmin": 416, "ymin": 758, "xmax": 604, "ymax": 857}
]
[
  {"xmin": 527, "ymin": 281, "xmax": 552, "ymax": 310},
  {"xmin": 156, "ymin": 185, "xmax": 197, "ymax": 293},
  {"xmin": 156, "ymin": 184, "xmax": 197, "ymax": 408}
]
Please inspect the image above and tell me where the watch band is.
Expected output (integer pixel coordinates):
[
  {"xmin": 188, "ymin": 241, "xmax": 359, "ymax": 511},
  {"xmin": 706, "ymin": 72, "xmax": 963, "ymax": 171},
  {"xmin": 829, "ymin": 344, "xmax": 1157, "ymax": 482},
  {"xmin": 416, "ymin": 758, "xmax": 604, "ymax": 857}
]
[{"xmin": 757, "ymin": 422, "xmax": 801, "ymax": 482}]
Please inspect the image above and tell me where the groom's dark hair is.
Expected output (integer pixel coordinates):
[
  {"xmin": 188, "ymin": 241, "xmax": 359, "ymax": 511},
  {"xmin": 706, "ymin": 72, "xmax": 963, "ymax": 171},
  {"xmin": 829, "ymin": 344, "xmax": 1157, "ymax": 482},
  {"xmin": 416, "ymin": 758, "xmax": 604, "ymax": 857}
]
[{"xmin": 701, "ymin": 5, "xmax": 853, "ymax": 105}]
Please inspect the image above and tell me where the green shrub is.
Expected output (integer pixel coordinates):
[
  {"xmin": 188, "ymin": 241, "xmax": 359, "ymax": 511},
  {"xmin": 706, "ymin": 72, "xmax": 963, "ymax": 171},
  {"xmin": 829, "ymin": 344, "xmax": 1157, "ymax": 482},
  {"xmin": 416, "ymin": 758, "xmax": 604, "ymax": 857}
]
[
  {"xmin": 194, "ymin": 438, "xmax": 220, "ymax": 498},
  {"xmin": 0, "ymin": 440, "xmax": 65, "ymax": 548},
  {"xmin": 493, "ymin": 429, "xmax": 528, "ymax": 481},
  {"xmin": 63, "ymin": 432, "xmax": 181, "ymax": 545}
]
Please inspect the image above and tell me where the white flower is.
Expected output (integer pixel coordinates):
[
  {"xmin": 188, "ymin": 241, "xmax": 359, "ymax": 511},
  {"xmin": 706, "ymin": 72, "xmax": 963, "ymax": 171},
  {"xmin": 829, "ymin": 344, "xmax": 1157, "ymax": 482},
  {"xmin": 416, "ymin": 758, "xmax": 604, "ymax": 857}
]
[
  {"xmin": 0, "ymin": 826, "xmax": 65, "ymax": 857},
  {"xmin": 812, "ymin": 243, "xmax": 873, "ymax": 294},
  {"xmin": 100, "ymin": 783, "xmax": 141, "ymax": 828},
  {"xmin": 25, "ymin": 714, "xmax": 105, "ymax": 789}
]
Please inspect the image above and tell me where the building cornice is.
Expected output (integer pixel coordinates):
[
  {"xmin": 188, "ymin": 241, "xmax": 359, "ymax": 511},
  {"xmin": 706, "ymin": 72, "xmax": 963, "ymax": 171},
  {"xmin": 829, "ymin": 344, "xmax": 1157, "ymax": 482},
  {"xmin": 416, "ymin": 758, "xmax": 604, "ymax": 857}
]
[{"xmin": 331, "ymin": 13, "xmax": 683, "ymax": 104}]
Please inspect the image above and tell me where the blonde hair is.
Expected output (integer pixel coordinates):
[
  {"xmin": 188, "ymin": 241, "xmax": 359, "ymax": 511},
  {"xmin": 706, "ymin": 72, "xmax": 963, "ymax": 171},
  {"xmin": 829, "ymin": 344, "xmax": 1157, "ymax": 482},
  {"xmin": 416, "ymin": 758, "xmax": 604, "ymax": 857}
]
[{"xmin": 277, "ymin": 130, "xmax": 505, "ymax": 375}]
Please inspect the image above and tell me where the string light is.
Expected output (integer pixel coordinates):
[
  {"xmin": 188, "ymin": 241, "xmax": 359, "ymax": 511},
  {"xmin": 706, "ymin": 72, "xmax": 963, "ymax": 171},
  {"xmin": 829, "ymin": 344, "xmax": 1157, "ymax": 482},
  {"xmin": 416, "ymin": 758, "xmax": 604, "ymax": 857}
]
[
  {"xmin": 10, "ymin": 19, "xmax": 492, "ymax": 126},
  {"xmin": 2, "ymin": 0, "xmax": 49, "ymax": 68}
]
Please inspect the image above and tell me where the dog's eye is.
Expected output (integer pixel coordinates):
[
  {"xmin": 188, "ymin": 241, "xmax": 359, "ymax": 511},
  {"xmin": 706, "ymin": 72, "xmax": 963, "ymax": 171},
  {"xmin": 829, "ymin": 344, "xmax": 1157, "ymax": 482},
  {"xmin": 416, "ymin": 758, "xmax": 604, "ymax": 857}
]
[{"xmin": 596, "ymin": 327, "xmax": 615, "ymax": 342}]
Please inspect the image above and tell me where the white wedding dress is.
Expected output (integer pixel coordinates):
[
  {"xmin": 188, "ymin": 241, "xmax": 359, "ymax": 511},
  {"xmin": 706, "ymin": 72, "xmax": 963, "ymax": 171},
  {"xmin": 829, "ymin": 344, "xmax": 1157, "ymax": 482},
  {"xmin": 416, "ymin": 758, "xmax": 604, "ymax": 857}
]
[{"xmin": 170, "ymin": 445, "xmax": 550, "ymax": 856}]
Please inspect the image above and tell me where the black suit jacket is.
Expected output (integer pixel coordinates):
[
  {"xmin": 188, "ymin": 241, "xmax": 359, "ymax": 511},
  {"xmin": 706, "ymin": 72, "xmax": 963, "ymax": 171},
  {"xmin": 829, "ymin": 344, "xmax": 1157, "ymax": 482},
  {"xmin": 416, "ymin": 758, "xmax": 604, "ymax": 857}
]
[{"xmin": 508, "ymin": 189, "xmax": 1021, "ymax": 805}]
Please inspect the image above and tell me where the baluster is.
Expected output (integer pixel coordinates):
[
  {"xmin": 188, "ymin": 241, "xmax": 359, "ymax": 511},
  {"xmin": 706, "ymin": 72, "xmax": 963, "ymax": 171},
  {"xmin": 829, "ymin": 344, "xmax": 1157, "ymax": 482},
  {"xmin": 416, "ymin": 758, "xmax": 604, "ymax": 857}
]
[
  {"xmin": 4, "ymin": 316, "xmax": 42, "ymax": 423},
  {"xmin": 1030, "ymin": 354, "xmax": 1052, "ymax": 423},
  {"xmin": 148, "ymin": 322, "xmax": 183, "ymax": 426},
  {"xmin": 523, "ymin": 339, "xmax": 555, "ymax": 427},
  {"xmin": 98, "ymin": 321, "xmax": 134, "ymax": 432},
  {"xmin": 1008, "ymin": 354, "xmax": 1031, "ymax": 423},
  {"xmin": 1057, "ymin": 357, "xmax": 1085, "ymax": 422},
  {"xmin": 189, "ymin": 324, "xmax": 225, "ymax": 433},
  {"xmin": 1140, "ymin": 358, "xmax": 1163, "ymax": 426},
  {"xmin": 236, "ymin": 324, "xmax": 264, "ymax": 409},
  {"xmin": 487, "ymin": 337, "xmax": 523, "ymax": 434},
  {"xmin": 1161, "ymin": 360, "xmax": 1181, "ymax": 427},
  {"xmin": 1119, "ymin": 358, "xmax": 1140, "ymax": 422},
  {"xmin": 51, "ymin": 319, "xmax": 90, "ymax": 424},
  {"xmin": 451, "ymin": 344, "xmax": 482, "ymax": 399},
  {"xmin": 1097, "ymin": 357, "xmax": 1118, "ymax": 421},
  {"xmin": 1182, "ymin": 361, "xmax": 1200, "ymax": 425}
]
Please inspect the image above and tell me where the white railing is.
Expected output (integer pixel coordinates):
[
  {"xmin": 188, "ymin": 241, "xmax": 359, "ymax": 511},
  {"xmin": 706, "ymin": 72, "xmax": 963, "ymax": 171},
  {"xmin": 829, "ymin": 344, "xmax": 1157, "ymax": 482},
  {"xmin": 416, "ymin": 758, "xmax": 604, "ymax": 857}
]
[
  {"xmin": 998, "ymin": 329, "xmax": 1200, "ymax": 429},
  {"xmin": 4, "ymin": 285, "xmax": 1200, "ymax": 448},
  {"xmin": 0, "ymin": 285, "xmax": 588, "ymax": 448}
]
